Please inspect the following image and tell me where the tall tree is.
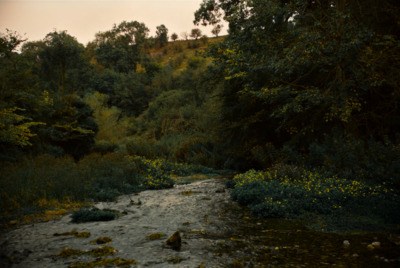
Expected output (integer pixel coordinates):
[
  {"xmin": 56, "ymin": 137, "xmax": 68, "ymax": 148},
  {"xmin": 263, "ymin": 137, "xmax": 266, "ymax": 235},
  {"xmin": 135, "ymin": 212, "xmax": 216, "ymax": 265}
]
[
  {"xmin": 190, "ymin": 28, "xmax": 202, "ymax": 40},
  {"xmin": 171, "ymin": 33, "xmax": 178, "ymax": 42},
  {"xmin": 211, "ymin": 24, "xmax": 223, "ymax": 37},
  {"xmin": 94, "ymin": 21, "xmax": 149, "ymax": 73},
  {"xmin": 39, "ymin": 30, "xmax": 87, "ymax": 95},
  {"xmin": 155, "ymin": 24, "xmax": 169, "ymax": 47}
]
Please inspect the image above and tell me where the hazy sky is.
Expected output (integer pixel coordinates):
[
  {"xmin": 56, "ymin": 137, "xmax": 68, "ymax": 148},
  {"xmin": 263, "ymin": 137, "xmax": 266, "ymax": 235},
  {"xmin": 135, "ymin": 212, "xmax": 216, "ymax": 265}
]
[{"xmin": 0, "ymin": 0, "xmax": 226, "ymax": 45}]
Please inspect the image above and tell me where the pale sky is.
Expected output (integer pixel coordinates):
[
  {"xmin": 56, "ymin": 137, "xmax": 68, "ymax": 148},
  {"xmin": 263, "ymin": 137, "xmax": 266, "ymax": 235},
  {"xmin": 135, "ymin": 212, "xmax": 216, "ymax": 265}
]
[{"xmin": 0, "ymin": 0, "xmax": 226, "ymax": 45}]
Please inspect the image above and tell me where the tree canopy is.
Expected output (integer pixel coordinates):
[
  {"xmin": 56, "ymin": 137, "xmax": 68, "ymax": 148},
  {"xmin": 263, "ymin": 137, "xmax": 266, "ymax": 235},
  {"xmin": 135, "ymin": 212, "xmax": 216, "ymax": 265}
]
[{"xmin": 195, "ymin": 0, "xmax": 400, "ymax": 171}]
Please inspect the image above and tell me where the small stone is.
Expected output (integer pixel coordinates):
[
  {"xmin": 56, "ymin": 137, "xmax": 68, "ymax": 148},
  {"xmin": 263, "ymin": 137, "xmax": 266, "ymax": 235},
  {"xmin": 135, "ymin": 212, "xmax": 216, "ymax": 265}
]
[
  {"xmin": 343, "ymin": 240, "xmax": 350, "ymax": 247},
  {"xmin": 352, "ymin": 253, "xmax": 359, "ymax": 258},
  {"xmin": 367, "ymin": 244, "xmax": 375, "ymax": 250},
  {"xmin": 166, "ymin": 231, "xmax": 181, "ymax": 250}
]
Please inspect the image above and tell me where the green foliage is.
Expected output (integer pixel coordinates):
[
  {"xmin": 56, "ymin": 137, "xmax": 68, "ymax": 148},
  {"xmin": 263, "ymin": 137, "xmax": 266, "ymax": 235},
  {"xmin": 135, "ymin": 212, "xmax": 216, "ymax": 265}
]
[
  {"xmin": 70, "ymin": 208, "xmax": 117, "ymax": 223},
  {"xmin": 155, "ymin": 24, "xmax": 169, "ymax": 47},
  {"xmin": 111, "ymin": 71, "xmax": 148, "ymax": 116},
  {"xmin": 128, "ymin": 155, "xmax": 216, "ymax": 189},
  {"xmin": 230, "ymin": 168, "xmax": 400, "ymax": 231},
  {"xmin": 93, "ymin": 20, "xmax": 149, "ymax": 73},
  {"xmin": 39, "ymin": 30, "xmax": 90, "ymax": 93},
  {"xmin": 231, "ymin": 180, "xmax": 269, "ymax": 206},
  {"xmin": 306, "ymin": 134, "xmax": 400, "ymax": 184},
  {"xmin": 195, "ymin": 0, "xmax": 400, "ymax": 177},
  {"xmin": 0, "ymin": 153, "xmax": 140, "ymax": 219},
  {"xmin": 0, "ymin": 107, "xmax": 44, "ymax": 147}
]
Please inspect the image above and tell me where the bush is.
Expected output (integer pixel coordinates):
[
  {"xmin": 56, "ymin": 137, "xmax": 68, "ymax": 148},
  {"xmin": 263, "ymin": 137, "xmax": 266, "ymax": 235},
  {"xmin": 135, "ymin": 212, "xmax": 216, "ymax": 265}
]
[
  {"xmin": 230, "ymin": 168, "xmax": 400, "ymax": 231},
  {"xmin": 306, "ymin": 134, "xmax": 400, "ymax": 184},
  {"xmin": 231, "ymin": 181, "xmax": 269, "ymax": 206},
  {"xmin": 0, "ymin": 153, "xmax": 141, "ymax": 222},
  {"xmin": 71, "ymin": 208, "xmax": 118, "ymax": 223}
]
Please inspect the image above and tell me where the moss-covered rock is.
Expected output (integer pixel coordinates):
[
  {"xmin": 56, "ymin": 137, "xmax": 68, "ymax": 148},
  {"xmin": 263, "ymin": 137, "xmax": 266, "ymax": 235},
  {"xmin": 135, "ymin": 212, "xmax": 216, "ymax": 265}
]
[{"xmin": 166, "ymin": 231, "xmax": 181, "ymax": 250}]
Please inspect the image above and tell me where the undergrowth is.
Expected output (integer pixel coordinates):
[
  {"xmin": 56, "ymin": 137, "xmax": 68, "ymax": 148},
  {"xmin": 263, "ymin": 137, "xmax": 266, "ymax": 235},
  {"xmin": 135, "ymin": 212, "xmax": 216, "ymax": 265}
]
[
  {"xmin": 0, "ymin": 152, "xmax": 218, "ymax": 228},
  {"xmin": 230, "ymin": 166, "xmax": 400, "ymax": 232},
  {"xmin": 70, "ymin": 208, "xmax": 119, "ymax": 223}
]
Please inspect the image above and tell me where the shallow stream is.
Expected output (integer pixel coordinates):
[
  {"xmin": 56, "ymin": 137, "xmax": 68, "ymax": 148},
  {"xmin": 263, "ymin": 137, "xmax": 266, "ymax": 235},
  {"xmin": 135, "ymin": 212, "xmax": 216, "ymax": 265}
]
[{"xmin": 0, "ymin": 177, "xmax": 399, "ymax": 267}]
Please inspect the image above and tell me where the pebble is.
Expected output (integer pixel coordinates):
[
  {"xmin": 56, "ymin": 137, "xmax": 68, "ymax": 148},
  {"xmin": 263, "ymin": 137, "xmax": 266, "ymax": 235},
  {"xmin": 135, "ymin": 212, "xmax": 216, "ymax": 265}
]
[{"xmin": 343, "ymin": 240, "xmax": 350, "ymax": 247}]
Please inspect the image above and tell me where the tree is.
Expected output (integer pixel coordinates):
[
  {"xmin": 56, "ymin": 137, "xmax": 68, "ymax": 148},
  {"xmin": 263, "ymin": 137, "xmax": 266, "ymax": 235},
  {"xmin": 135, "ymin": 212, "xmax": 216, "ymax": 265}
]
[
  {"xmin": 190, "ymin": 28, "xmax": 202, "ymax": 40},
  {"xmin": 194, "ymin": 0, "xmax": 400, "ymax": 171},
  {"xmin": 39, "ymin": 30, "xmax": 86, "ymax": 95},
  {"xmin": 0, "ymin": 30, "xmax": 98, "ymax": 160},
  {"xmin": 0, "ymin": 29, "xmax": 26, "ymax": 58},
  {"xmin": 155, "ymin": 24, "xmax": 169, "ymax": 47},
  {"xmin": 94, "ymin": 20, "xmax": 149, "ymax": 73},
  {"xmin": 211, "ymin": 24, "xmax": 223, "ymax": 37},
  {"xmin": 181, "ymin": 32, "xmax": 189, "ymax": 41},
  {"xmin": 171, "ymin": 33, "xmax": 178, "ymax": 42}
]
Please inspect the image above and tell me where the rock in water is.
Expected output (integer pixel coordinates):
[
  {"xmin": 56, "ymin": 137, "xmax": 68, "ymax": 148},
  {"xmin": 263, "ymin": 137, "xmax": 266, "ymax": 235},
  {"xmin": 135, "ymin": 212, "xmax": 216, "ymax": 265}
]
[{"xmin": 166, "ymin": 231, "xmax": 181, "ymax": 250}]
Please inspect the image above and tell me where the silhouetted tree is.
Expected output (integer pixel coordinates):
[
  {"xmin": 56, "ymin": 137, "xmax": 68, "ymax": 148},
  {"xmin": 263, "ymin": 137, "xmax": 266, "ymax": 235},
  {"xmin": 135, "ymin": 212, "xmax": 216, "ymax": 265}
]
[
  {"xmin": 171, "ymin": 33, "xmax": 178, "ymax": 42},
  {"xmin": 190, "ymin": 28, "xmax": 202, "ymax": 40}
]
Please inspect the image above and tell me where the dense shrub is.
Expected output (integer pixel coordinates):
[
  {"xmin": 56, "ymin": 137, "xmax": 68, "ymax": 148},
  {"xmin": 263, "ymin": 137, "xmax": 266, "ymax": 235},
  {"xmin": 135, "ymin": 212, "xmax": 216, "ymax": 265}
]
[
  {"xmin": 71, "ymin": 208, "xmax": 117, "ymax": 223},
  {"xmin": 231, "ymin": 181, "xmax": 269, "ymax": 206},
  {"xmin": 306, "ymin": 134, "xmax": 400, "ymax": 184},
  {"xmin": 0, "ymin": 153, "xmax": 162, "ymax": 222},
  {"xmin": 230, "ymin": 169, "xmax": 400, "ymax": 230}
]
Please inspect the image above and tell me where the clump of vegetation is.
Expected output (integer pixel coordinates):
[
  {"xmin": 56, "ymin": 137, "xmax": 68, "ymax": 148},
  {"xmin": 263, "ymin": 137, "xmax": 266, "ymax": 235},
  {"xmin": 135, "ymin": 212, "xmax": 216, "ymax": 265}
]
[
  {"xmin": 54, "ymin": 228, "xmax": 80, "ymax": 237},
  {"xmin": 54, "ymin": 228, "xmax": 91, "ymax": 238},
  {"xmin": 90, "ymin": 237, "xmax": 112, "ymax": 245},
  {"xmin": 129, "ymin": 155, "xmax": 218, "ymax": 190},
  {"xmin": 68, "ymin": 257, "xmax": 137, "ymax": 268},
  {"xmin": 70, "ymin": 208, "xmax": 119, "ymax": 223},
  {"xmin": 146, "ymin": 233, "xmax": 166, "ymax": 240},
  {"xmin": 167, "ymin": 257, "xmax": 185, "ymax": 263},
  {"xmin": 75, "ymin": 232, "xmax": 91, "ymax": 238},
  {"xmin": 56, "ymin": 245, "xmax": 137, "ymax": 268},
  {"xmin": 56, "ymin": 246, "xmax": 116, "ymax": 258},
  {"xmin": 181, "ymin": 191, "xmax": 195, "ymax": 195},
  {"xmin": 231, "ymin": 168, "xmax": 400, "ymax": 232}
]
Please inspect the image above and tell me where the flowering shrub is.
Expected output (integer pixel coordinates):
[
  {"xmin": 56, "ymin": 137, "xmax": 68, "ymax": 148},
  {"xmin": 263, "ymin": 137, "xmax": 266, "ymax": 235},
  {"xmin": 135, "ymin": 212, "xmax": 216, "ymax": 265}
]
[{"xmin": 231, "ymin": 168, "xmax": 400, "ymax": 228}]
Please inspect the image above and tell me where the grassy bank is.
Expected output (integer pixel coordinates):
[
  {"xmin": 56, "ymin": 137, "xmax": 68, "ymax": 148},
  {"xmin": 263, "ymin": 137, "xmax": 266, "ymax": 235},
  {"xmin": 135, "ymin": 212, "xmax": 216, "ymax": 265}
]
[
  {"xmin": 0, "ymin": 153, "xmax": 218, "ymax": 229},
  {"xmin": 228, "ymin": 166, "xmax": 400, "ymax": 233}
]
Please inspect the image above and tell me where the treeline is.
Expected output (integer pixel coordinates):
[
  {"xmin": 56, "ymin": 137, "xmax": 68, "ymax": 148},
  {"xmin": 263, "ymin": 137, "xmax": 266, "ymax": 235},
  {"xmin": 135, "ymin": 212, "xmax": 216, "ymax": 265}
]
[
  {"xmin": 1, "ymin": 0, "xmax": 400, "ymax": 186},
  {"xmin": 194, "ymin": 0, "xmax": 400, "ymax": 184},
  {"xmin": 0, "ymin": 21, "xmax": 225, "ymax": 166}
]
